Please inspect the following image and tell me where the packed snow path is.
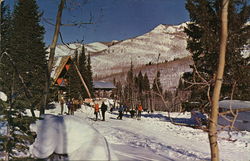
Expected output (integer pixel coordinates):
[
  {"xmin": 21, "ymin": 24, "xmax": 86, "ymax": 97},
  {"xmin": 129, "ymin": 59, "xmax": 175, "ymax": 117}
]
[
  {"xmin": 76, "ymin": 105, "xmax": 250, "ymax": 161},
  {"xmin": 30, "ymin": 102, "xmax": 250, "ymax": 161}
]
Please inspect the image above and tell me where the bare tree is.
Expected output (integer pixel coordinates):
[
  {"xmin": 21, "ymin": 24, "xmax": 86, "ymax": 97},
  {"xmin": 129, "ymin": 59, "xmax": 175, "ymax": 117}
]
[
  {"xmin": 208, "ymin": 0, "xmax": 229, "ymax": 160},
  {"xmin": 41, "ymin": 0, "xmax": 65, "ymax": 115},
  {"xmin": 41, "ymin": 0, "xmax": 94, "ymax": 115}
]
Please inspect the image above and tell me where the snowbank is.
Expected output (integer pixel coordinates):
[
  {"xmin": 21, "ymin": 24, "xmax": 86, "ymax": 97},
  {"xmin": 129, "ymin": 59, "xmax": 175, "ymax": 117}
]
[
  {"xmin": 0, "ymin": 91, "xmax": 7, "ymax": 102},
  {"xmin": 30, "ymin": 114, "xmax": 116, "ymax": 160}
]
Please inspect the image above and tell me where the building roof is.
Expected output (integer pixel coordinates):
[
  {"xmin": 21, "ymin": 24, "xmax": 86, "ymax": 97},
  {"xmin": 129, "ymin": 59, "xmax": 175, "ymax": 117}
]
[
  {"xmin": 52, "ymin": 56, "xmax": 72, "ymax": 85},
  {"xmin": 93, "ymin": 81, "xmax": 116, "ymax": 89},
  {"xmin": 219, "ymin": 100, "xmax": 250, "ymax": 109}
]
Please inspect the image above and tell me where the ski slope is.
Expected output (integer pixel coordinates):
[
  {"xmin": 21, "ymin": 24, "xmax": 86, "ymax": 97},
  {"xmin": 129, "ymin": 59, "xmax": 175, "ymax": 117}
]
[{"xmin": 28, "ymin": 102, "xmax": 250, "ymax": 161}]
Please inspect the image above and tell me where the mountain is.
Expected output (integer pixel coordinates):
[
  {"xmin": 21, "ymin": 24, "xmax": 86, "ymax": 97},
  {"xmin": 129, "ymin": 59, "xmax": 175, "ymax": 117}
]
[{"xmin": 52, "ymin": 23, "xmax": 193, "ymax": 91}]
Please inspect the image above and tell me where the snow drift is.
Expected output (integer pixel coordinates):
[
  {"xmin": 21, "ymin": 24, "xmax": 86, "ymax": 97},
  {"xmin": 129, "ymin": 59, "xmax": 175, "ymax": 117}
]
[
  {"xmin": 0, "ymin": 91, "xmax": 7, "ymax": 102},
  {"xmin": 30, "ymin": 114, "xmax": 116, "ymax": 160}
]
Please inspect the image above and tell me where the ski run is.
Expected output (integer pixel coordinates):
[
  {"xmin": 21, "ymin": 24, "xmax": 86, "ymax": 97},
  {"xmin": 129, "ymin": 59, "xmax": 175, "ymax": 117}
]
[{"xmin": 25, "ymin": 100, "xmax": 250, "ymax": 161}]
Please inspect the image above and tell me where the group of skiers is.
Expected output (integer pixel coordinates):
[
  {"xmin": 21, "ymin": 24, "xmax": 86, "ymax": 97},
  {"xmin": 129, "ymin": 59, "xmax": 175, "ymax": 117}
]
[
  {"xmin": 93, "ymin": 101, "xmax": 108, "ymax": 121},
  {"xmin": 117, "ymin": 104, "xmax": 143, "ymax": 120},
  {"xmin": 58, "ymin": 94, "xmax": 81, "ymax": 115},
  {"xmin": 59, "ymin": 91, "xmax": 144, "ymax": 121},
  {"xmin": 58, "ymin": 91, "xmax": 81, "ymax": 115},
  {"xmin": 92, "ymin": 101, "xmax": 144, "ymax": 121}
]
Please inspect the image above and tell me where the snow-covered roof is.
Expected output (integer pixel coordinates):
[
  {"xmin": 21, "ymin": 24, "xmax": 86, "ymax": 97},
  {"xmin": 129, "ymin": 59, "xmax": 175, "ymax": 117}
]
[
  {"xmin": 219, "ymin": 100, "xmax": 250, "ymax": 109},
  {"xmin": 93, "ymin": 81, "xmax": 116, "ymax": 89}
]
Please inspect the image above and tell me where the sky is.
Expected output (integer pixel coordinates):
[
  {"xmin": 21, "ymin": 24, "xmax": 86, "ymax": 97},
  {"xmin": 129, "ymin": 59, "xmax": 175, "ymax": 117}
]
[{"xmin": 7, "ymin": 0, "xmax": 189, "ymax": 45}]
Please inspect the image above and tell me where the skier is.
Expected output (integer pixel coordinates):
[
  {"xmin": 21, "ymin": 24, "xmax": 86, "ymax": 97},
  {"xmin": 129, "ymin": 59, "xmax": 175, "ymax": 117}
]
[
  {"xmin": 59, "ymin": 96, "xmax": 65, "ymax": 115},
  {"xmin": 101, "ymin": 101, "xmax": 108, "ymax": 121},
  {"xmin": 93, "ymin": 102, "xmax": 100, "ymax": 121},
  {"xmin": 117, "ymin": 104, "xmax": 124, "ymax": 120},
  {"xmin": 137, "ymin": 104, "xmax": 143, "ymax": 119},
  {"xmin": 66, "ymin": 99, "xmax": 72, "ymax": 115},
  {"xmin": 130, "ymin": 108, "xmax": 136, "ymax": 118},
  {"xmin": 110, "ymin": 105, "xmax": 114, "ymax": 114},
  {"xmin": 72, "ymin": 98, "xmax": 79, "ymax": 115}
]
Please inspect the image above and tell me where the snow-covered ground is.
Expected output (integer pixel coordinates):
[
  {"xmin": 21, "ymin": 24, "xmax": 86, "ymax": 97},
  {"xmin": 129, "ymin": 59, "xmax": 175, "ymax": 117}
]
[{"xmin": 28, "ymin": 101, "xmax": 250, "ymax": 161}]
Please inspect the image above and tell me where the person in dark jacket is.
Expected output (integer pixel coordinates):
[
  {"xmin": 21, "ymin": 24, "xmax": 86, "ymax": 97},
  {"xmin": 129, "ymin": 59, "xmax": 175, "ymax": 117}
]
[
  {"xmin": 117, "ymin": 104, "xmax": 124, "ymax": 120},
  {"xmin": 101, "ymin": 101, "xmax": 108, "ymax": 121},
  {"xmin": 66, "ymin": 99, "xmax": 72, "ymax": 115}
]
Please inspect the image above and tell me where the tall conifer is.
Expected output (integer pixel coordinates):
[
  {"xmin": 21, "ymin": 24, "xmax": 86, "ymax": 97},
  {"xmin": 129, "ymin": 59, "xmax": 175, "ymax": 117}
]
[
  {"xmin": 0, "ymin": 0, "xmax": 46, "ymax": 159},
  {"xmin": 152, "ymin": 71, "xmax": 162, "ymax": 94},
  {"xmin": 86, "ymin": 53, "xmax": 94, "ymax": 97},
  {"xmin": 0, "ymin": 2, "xmax": 12, "ymax": 94},
  {"xmin": 10, "ymin": 0, "xmax": 47, "ymax": 108},
  {"xmin": 184, "ymin": 0, "xmax": 250, "ymax": 110}
]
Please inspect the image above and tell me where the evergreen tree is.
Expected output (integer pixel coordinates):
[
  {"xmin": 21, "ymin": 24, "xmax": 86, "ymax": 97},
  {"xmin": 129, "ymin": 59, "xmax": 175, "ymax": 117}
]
[
  {"xmin": 86, "ymin": 53, "xmax": 94, "ymax": 97},
  {"xmin": 67, "ymin": 45, "xmax": 94, "ymax": 100},
  {"xmin": 0, "ymin": 2, "xmax": 12, "ymax": 94},
  {"xmin": 126, "ymin": 61, "xmax": 134, "ymax": 107},
  {"xmin": 143, "ymin": 73, "xmax": 150, "ymax": 92},
  {"xmin": 137, "ymin": 71, "xmax": 144, "ymax": 93},
  {"xmin": 183, "ymin": 0, "xmax": 250, "ymax": 111},
  {"xmin": 67, "ymin": 55, "xmax": 81, "ymax": 99},
  {"xmin": 152, "ymin": 71, "xmax": 162, "ymax": 94},
  {"xmin": 78, "ymin": 45, "xmax": 88, "ymax": 98},
  {"xmin": 1, "ymin": 2, "xmax": 11, "ymax": 54},
  {"xmin": 143, "ymin": 73, "xmax": 150, "ymax": 111},
  {"xmin": 0, "ymin": 0, "xmax": 47, "ymax": 158},
  {"xmin": 79, "ymin": 44, "xmax": 93, "ymax": 98},
  {"xmin": 10, "ymin": 0, "xmax": 47, "ymax": 109}
]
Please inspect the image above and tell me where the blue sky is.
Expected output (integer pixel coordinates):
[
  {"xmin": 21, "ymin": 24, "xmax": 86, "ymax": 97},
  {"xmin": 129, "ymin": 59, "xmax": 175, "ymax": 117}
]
[{"xmin": 8, "ymin": 0, "xmax": 190, "ymax": 44}]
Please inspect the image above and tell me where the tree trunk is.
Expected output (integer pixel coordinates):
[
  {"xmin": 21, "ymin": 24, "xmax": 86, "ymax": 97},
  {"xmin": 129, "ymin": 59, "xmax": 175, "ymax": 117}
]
[
  {"xmin": 208, "ymin": 0, "xmax": 229, "ymax": 161},
  {"xmin": 41, "ymin": 0, "xmax": 65, "ymax": 115}
]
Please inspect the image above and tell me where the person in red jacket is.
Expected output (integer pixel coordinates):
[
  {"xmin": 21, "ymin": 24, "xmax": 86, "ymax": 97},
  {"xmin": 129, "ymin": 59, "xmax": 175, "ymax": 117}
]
[
  {"xmin": 93, "ymin": 102, "xmax": 100, "ymax": 121},
  {"xmin": 137, "ymin": 104, "xmax": 143, "ymax": 119}
]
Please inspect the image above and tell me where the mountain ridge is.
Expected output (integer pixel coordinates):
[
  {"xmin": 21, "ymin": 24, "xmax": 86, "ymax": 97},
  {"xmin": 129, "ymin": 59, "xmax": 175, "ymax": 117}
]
[{"xmin": 52, "ymin": 22, "xmax": 193, "ymax": 90}]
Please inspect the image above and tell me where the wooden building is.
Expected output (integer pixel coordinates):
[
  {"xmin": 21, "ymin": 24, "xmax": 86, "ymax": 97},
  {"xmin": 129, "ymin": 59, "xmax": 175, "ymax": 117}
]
[{"xmin": 93, "ymin": 81, "xmax": 116, "ymax": 98}]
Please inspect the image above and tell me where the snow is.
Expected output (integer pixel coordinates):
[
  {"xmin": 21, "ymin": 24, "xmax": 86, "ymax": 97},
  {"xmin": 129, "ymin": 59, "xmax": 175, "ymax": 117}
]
[
  {"xmin": 85, "ymin": 42, "xmax": 108, "ymax": 52},
  {"xmin": 51, "ymin": 23, "xmax": 191, "ymax": 88},
  {"xmin": 0, "ymin": 91, "xmax": 7, "ymax": 102},
  {"xmin": 219, "ymin": 100, "xmax": 250, "ymax": 109},
  {"xmin": 27, "ymin": 101, "xmax": 250, "ymax": 160},
  {"xmin": 218, "ymin": 100, "xmax": 250, "ymax": 131},
  {"xmin": 30, "ymin": 114, "xmax": 116, "ymax": 160}
]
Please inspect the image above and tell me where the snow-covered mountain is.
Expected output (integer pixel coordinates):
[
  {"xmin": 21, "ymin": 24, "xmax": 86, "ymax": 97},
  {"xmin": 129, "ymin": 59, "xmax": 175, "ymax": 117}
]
[
  {"xmin": 89, "ymin": 23, "xmax": 191, "ymax": 78},
  {"xmin": 52, "ymin": 23, "xmax": 193, "ymax": 90}
]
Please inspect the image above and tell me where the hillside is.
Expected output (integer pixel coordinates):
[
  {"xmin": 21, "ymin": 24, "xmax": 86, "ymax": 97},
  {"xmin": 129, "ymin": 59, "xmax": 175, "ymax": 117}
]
[{"xmin": 52, "ymin": 23, "xmax": 193, "ymax": 90}]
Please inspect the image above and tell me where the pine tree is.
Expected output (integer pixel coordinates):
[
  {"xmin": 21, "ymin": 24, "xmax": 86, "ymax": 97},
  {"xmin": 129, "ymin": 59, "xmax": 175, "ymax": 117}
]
[
  {"xmin": 78, "ymin": 45, "xmax": 88, "ymax": 98},
  {"xmin": 10, "ymin": 0, "xmax": 47, "ymax": 109},
  {"xmin": 86, "ymin": 53, "xmax": 94, "ymax": 97},
  {"xmin": 0, "ymin": 0, "xmax": 47, "ymax": 159},
  {"xmin": 152, "ymin": 71, "xmax": 162, "ymax": 94},
  {"xmin": 137, "ymin": 71, "xmax": 144, "ymax": 93},
  {"xmin": 143, "ymin": 73, "xmax": 150, "ymax": 92},
  {"xmin": 184, "ymin": 0, "xmax": 250, "ymax": 111},
  {"xmin": 126, "ymin": 61, "xmax": 135, "ymax": 107},
  {"xmin": 67, "ymin": 45, "xmax": 94, "ymax": 100},
  {"xmin": 0, "ymin": 2, "xmax": 12, "ymax": 94},
  {"xmin": 67, "ymin": 54, "xmax": 81, "ymax": 99},
  {"xmin": 143, "ymin": 73, "xmax": 150, "ymax": 111},
  {"xmin": 1, "ymin": 2, "xmax": 11, "ymax": 54}
]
